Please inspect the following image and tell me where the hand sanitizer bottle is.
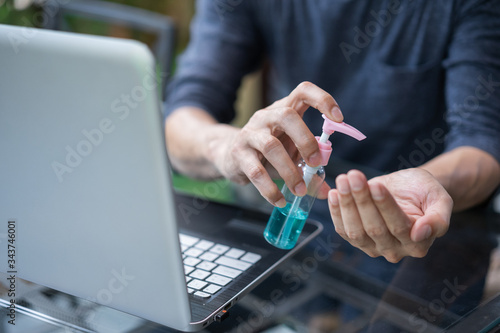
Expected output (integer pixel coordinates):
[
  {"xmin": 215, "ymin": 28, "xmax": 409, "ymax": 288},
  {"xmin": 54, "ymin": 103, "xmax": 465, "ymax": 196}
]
[{"xmin": 263, "ymin": 115, "xmax": 366, "ymax": 249}]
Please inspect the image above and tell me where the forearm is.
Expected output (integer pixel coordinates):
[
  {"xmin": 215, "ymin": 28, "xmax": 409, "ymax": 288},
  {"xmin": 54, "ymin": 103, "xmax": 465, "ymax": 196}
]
[
  {"xmin": 164, "ymin": 106, "xmax": 238, "ymax": 180},
  {"xmin": 420, "ymin": 146, "xmax": 500, "ymax": 211}
]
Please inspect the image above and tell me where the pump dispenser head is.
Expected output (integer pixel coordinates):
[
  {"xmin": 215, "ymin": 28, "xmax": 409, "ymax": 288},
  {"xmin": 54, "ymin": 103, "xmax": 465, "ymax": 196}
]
[
  {"xmin": 315, "ymin": 115, "xmax": 366, "ymax": 166},
  {"xmin": 322, "ymin": 115, "xmax": 367, "ymax": 140}
]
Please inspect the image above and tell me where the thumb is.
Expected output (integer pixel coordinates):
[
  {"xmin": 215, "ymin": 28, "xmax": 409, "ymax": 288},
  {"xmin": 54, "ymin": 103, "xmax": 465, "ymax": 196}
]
[
  {"xmin": 410, "ymin": 208, "xmax": 451, "ymax": 242},
  {"xmin": 411, "ymin": 183, "xmax": 453, "ymax": 242}
]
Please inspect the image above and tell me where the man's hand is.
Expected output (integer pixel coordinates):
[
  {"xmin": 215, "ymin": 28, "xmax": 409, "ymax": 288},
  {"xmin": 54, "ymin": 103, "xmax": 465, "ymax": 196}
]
[
  {"xmin": 328, "ymin": 168, "xmax": 453, "ymax": 263},
  {"xmin": 208, "ymin": 82, "xmax": 343, "ymax": 207}
]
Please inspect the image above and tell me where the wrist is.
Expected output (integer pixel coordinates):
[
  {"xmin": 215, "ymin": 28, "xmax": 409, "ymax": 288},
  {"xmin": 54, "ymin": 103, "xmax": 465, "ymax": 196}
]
[
  {"xmin": 204, "ymin": 124, "xmax": 240, "ymax": 178},
  {"xmin": 419, "ymin": 147, "xmax": 500, "ymax": 211}
]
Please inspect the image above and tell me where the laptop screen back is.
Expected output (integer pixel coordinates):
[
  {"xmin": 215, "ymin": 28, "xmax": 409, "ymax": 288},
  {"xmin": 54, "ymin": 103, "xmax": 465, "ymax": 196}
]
[{"xmin": 0, "ymin": 24, "xmax": 192, "ymax": 330}]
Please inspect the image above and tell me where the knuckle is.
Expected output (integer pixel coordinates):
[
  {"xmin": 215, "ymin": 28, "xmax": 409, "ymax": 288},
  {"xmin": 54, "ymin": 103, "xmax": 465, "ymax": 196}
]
[
  {"xmin": 278, "ymin": 106, "xmax": 296, "ymax": 118},
  {"xmin": 246, "ymin": 164, "xmax": 266, "ymax": 181},
  {"xmin": 318, "ymin": 94, "xmax": 334, "ymax": 107},
  {"xmin": 366, "ymin": 226, "xmax": 387, "ymax": 239},
  {"xmin": 339, "ymin": 193, "xmax": 355, "ymax": 208},
  {"xmin": 277, "ymin": 107, "xmax": 300, "ymax": 127},
  {"xmin": 410, "ymin": 246, "xmax": 429, "ymax": 258},
  {"xmin": 386, "ymin": 255, "xmax": 402, "ymax": 264},
  {"xmin": 346, "ymin": 229, "xmax": 365, "ymax": 243},
  {"xmin": 382, "ymin": 250, "xmax": 402, "ymax": 263},
  {"xmin": 239, "ymin": 126, "xmax": 251, "ymax": 134},
  {"xmin": 304, "ymin": 134, "xmax": 318, "ymax": 147},
  {"xmin": 297, "ymin": 81, "xmax": 313, "ymax": 91},
  {"xmin": 365, "ymin": 250, "xmax": 379, "ymax": 258},
  {"xmin": 391, "ymin": 225, "xmax": 410, "ymax": 238},
  {"xmin": 251, "ymin": 108, "xmax": 266, "ymax": 120},
  {"xmin": 260, "ymin": 136, "xmax": 281, "ymax": 155},
  {"xmin": 237, "ymin": 128, "xmax": 253, "ymax": 144},
  {"xmin": 352, "ymin": 191, "xmax": 372, "ymax": 205},
  {"xmin": 247, "ymin": 110, "xmax": 267, "ymax": 126}
]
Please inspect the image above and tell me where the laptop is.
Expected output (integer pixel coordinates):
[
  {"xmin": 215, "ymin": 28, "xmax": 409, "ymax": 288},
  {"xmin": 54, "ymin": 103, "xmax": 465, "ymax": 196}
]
[{"xmin": 0, "ymin": 24, "xmax": 322, "ymax": 331}]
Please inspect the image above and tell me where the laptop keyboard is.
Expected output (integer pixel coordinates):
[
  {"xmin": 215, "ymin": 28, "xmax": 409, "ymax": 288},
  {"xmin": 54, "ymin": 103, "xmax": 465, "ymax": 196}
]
[{"xmin": 179, "ymin": 233, "xmax": 261, "ymax": 300}]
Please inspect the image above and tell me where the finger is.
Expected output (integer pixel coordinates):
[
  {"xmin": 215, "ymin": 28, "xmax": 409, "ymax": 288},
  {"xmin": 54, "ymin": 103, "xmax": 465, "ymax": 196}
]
[
  {"xmin": 248, "ymin": 131, "xmax": 307, "ymax": 197},
  {"xmin": 336, "ymin": 174, "xmax": 375, "ymax": 249},
  {"xmin": 281, "ymin": 134, "xmax": 301, "ymax": 164},
  {"xmin": 369, "ymin": 182, "xmax": 413, "ymax": 244},
  {"xmin": 255, "ymin": 107, "xmax": 322, "ymax": 167},
  {"xmin": 287, "ymin": 82, "xmax": 344, "ymax": 121},
  {"xmin": 347, "ymin": 170, "xmax": 398, "ymax": 252},
  {"xmin": 328, "ymin": 189, "xmax": 347, "ymax": 239},
  {"xmin": 240, "ymin": 152, "xmax": 286, "ymax": 207}
]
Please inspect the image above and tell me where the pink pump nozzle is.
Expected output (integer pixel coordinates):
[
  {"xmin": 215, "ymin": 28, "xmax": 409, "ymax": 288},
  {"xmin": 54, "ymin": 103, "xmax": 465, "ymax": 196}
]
[
  {"xmin": 314, "ymin": 115, "xmax": 366, "ymax": 166},
  {"xmin": 322, "ymin": 115, "xmax": 366, "ymax": 140}
]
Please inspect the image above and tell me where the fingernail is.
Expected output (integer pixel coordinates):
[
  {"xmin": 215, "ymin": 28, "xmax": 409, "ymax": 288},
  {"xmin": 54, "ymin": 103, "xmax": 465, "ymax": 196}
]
[
  {"xmin": 275, "ymin": 198, "xmax": 287, "ymax": 208},
  {"xmin": 371, "ymin": 184, "xmax": 384, "ymax": 201},
  {"xmin": 349, "ymin": 175, "xmax": 364, "ymax": 191},
  {"xmin": 336, "ymin": 177, "xmax": 350, "ymax": 195},
  {"xmin": 424, "ymin": 225, "xmax": 432, "ymax": 239},
  {"xmin": 331, "ymin": 107, "xmax": 343, "ymax": 122},
  {"xmin": 414, "ymin": 225, "xmax": 432, "ymax": 242},
  {"xmin": 328, "ymin": 190, "xmax": 339, "ymax": 206},
  {"xmin": 294, "ymin": 182, "xmax": 307, "ymax": 196},
  {"xmin": 309, "ymin": 152, "xmax": 321, "ymax": 166}
]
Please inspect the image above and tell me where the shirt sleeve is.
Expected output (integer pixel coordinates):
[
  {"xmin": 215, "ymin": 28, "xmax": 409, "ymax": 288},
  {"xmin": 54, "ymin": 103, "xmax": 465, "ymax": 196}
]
[
  {"xmin": 163, "ymin": 0, "xmax": 263, "ymax": 124},
  {"xmin": 443, "ymin": 0, "xmax": 500, "ymax": 163}
]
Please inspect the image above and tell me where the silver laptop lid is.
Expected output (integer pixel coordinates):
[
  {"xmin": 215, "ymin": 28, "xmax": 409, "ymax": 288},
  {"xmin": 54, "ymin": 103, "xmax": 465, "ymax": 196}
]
[{"xmin": 0, "ymin": 24, "xmax": 192, "ymax": 330}]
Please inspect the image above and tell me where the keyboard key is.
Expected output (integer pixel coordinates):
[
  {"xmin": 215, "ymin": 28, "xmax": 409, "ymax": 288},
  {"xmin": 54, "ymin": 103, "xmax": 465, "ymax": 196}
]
[
  {"xmin": 206, "ymin": 274, "xmax": 232, "ymax": 286},
  {"xmin": 188, "ymin": 279, "xmax": 208, "ymax": 290},
  {"xmin": 210, "ymin": 244, "xmax": 230, "ymax": 255},
  {"xmin": 203, "ymin": 284, "xmax": 222, "ymax": 295},
  {"xmin": 213, "ymin": 266, "xmax": 242, "ymax": 279},
  {"xmin": 184, "ymin": 248, "xmax": 204, "ymax": 258},
  {"xmin": 240, "ymin": 252, "xmax": 262, "ymax": 264},
  {"xmin": 225, "ymin": 248, "xmax": 245, "ymax": 259},
  {"xmin": 187, "ymin": 288, "xmax": 195, "ymax": 294},
  {"xmin": 194, "ymin": 291, "xmax": 211, "ymax": 299},
  {"xmin": 197, "ymin": 261, "xmax": 217, "ymax": 271},
  {"xmin": 199, "ymin": 252, "xmax": 218, "ymax": 262},
  {"xmin": 181, "ymin": 244, "xmax": 189, "ymax": 252},
  {"xmin": 184, "ymin": 257, "xmax": 201, "ymax": 266},
  {"xmin": 195, "ymin": 240, "xmax": 214, "ymax": 251},
  {"xmin": 179, "ymin": 234, "xmax": 199, "ymax": 246},
  {"xmin": 190, "ymin": 269, "xmax": 211, "ymax": 280},
  {"xmin": 186, "ymin": 276, "xmax": 192, "ymax": 283},
  {"xmin": 215, "ymin": 256, "xmax": 252, "ymax": 271},
  {"xmin": 184, "ymin": 265, "xmax": 195, "ymax": 275}
]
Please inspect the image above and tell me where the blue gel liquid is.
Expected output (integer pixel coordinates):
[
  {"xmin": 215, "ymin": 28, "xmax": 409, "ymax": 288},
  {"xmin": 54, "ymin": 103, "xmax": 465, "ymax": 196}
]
[{"xmin": 263, "ymin": 203, "xmax": 308, "ymax": 250}]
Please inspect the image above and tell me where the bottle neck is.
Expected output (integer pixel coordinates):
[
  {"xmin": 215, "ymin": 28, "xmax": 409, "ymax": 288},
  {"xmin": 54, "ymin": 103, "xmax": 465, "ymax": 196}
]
[{"xmin": 303, "ymin": 164, "xmax": 317, "ymax": 187}]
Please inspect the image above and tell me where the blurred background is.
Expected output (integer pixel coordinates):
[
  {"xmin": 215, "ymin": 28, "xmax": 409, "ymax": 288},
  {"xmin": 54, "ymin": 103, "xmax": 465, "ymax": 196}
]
[{"xmin": 0, "ymin": 0, "xmax": 194, "ymax": 51}]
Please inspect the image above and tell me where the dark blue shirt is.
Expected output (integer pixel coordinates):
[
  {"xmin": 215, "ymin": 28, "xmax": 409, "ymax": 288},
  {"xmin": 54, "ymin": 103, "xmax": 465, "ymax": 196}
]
[{"xmin": 165, "ymin": 0, "xmax": 500, "ymax": 173}]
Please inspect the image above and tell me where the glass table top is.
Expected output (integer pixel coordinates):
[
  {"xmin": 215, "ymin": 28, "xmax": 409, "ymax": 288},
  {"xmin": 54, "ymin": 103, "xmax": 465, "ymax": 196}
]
[{"xmin": 1, "ymin": 203, "xmax": 500, "ymax": 332}]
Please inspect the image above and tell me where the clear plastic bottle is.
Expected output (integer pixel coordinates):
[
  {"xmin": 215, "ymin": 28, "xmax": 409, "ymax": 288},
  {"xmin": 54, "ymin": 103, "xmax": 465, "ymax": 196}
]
[
  {"xmin": 263, "ymin": 160, "xmax": 325, "ymax": 249},
  {"xmin": 263, "ymin": 116, "xmax": 366, "ymax": 250}
]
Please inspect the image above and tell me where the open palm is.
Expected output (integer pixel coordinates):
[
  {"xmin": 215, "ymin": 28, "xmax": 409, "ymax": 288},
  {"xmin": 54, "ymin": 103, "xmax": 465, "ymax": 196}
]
[{"xmin": 329, "ymin": 168, "xmax": 452, "ymax": 262}]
